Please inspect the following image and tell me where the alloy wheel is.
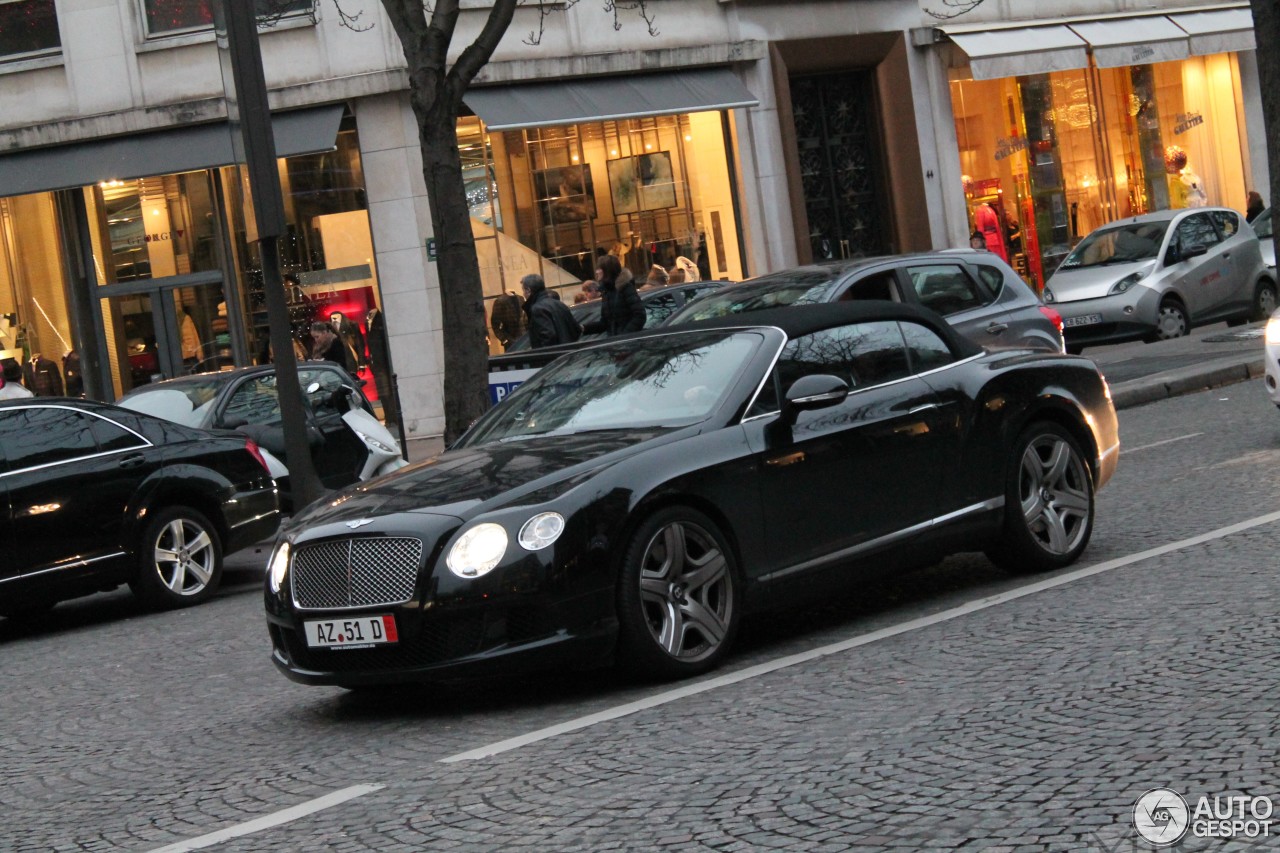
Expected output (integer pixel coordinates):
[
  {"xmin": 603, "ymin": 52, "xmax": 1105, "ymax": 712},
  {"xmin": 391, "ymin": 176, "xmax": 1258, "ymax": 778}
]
[
  {"xmin": 1018, "ymin": 434, "xmax": 1092, "ymax": 556},
  {"xmin": 637, "ymin": 520, "xmax": 734, "ymax": 662},
  {"xmin": 152, "ymin": 517, "xmax": 217, "ymax": 596}
]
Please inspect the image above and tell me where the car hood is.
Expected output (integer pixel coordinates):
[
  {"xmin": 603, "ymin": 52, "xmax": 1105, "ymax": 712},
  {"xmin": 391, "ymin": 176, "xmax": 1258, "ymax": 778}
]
[
  {"xmin": 1048, "ymin": 261, "xmax": 1154, "ymax": 302},
  {"xmin": 291, "ymin": 427, "xmax": 676, "ymax": 525}
]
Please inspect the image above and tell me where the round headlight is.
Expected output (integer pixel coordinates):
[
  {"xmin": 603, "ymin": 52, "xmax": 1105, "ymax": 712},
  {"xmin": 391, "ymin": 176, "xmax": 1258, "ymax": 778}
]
[
  {"xmin": 519, "ymin": 512, "xmax": 565, "ymax": 551},
  {"xmin": 446, "ymin": 523, "xmax": 509, "ymax": 578},
  {"xmin": 268, "ymin": 541, "xmax": 291, "ymax": 593},
  {"xmin": 1266, "ymin": 316, "xmax": 1280, "ymax": 345}
]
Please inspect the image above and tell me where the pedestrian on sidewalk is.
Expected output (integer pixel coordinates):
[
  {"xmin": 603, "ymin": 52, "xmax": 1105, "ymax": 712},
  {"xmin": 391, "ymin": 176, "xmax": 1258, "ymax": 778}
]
[{"xmin": 522, "ymin": 274, "xmax": 582, "ymax": 349}]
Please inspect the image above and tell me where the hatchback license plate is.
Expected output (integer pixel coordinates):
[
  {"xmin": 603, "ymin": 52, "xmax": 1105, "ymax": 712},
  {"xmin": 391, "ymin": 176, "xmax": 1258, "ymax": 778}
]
[
  {"xmin": 305, "ymin": 615, "xmax": 398, "ymax": 649},
  {"xmin": 1063, "ymin": 313, "xmax": 1103, "ymax": 328}
]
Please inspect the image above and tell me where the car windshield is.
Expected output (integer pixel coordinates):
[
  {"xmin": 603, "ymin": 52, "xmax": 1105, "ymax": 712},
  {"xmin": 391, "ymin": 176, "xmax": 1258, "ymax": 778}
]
[
  {"xmin": 1255, "ymin": 209, "xmax": 1273, "ymax": 239},
  {"xmin": 118, "ymin": 377, "xmax": 227, "ymax": 427},
  {"xmin": 1060, "ymin": 221, "xmax": 1170, "ymax": 268},
  {"xmin": 460, "ymin": 330, "xmax": 765, "ymax": 446},
  {"xmin": 665, "ymin": 270, "xmax": 840, "ymax": 324}
]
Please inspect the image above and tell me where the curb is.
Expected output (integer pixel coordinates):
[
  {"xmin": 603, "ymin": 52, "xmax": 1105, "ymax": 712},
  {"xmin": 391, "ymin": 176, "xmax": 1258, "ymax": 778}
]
[{"xmin": 1109, "ymin": 356, "xmax": 1265, "ymax": 410}]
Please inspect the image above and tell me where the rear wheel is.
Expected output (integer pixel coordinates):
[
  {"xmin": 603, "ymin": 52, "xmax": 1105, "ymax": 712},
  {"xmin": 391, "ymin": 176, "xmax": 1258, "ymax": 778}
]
[
  {"xmin": 1253, "ymin": 280, "xmax": 1277, "ymax": 322},
  {"xmin": 129, "ymin": 506, "xmax": 223, "ymax": 609},
  {"xmin": 986, "ymin": 423, "xmax": 1095, "ymax": 574},
  {"xmin": 1153, "ymin": 299, "xmax": 1189, "ymax": 340},
  {"xmin": 615, "ymin": 507, "xmax": 741, "ymax": 679}
]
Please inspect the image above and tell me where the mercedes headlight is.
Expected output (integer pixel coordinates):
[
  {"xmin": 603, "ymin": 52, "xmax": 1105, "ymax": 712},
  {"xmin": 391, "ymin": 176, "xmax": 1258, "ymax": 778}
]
[
  {"xmin": 518, "ymin": 512, "xmax": 565, "ymax": 551},
  {"xmin": 268, "ymin": 541, "xmax": 291, "ymax": 593},
  {"xmin": 446, "ymin": 523, "xmax": 509, "ymax": 578},
  {"xmin": 1042, "ymin": 287, "xmax": 1056, "ymax": 303},
  {"xmin": 1267, "ymin": 315, "xmax": 1280, "ymax": 345}
]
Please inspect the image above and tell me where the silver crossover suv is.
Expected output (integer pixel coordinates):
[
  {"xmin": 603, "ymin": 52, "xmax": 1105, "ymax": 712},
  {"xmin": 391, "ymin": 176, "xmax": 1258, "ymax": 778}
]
[
  {"xmin": 664, "ymin": 251, "xmax": 1064, "ymax": 353},
  {"xmin": 1044, "ymin": 208, "xmax": 1274, "ymax": 352}
]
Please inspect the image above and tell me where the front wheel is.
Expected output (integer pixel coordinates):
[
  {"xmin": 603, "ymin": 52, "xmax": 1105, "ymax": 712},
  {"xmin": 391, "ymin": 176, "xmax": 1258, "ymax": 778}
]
[
  {"xmin": 129, "ymin": 506, "xmax": 223, "ymax": 609},
  {"xmin": 1154, "ymin": 300, "xmax": 1189, "ymax": 340},
  {"xmin": 615, "ymin": 507, "xmax": 741, "ymax": 679},
  {"xmin": 1253, "ymin": 280, "xmax": 1277, "ymax": 322},
  {"xmin": 986, "ymin": 423, "xmax": 1095, "ymax": 574}
]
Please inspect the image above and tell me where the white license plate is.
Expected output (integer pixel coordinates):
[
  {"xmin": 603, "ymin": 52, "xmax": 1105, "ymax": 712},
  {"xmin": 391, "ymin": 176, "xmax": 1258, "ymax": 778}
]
[
  {"xmin": 304, "ymin": 615, "xmax": 398, "ymax": 649},
  {"xmin": 1063, "ymin": 313, "xmax": 1104, "ymax": 328}
]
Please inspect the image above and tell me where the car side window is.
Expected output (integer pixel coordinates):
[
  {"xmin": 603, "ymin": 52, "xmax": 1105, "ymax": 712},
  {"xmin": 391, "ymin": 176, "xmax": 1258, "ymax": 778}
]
[
  {"xmin": 776, "ymin": 321, "xmax": 910, "ymax": 393},
  {"xmin": 88, "ymin": 415, "xmax": 146, "ymax": 452},
  {"xmin": 644, "ymin": 292, "xmax": 680, "ymax": 325},
  {"xmin": 224, "ymin": 376, "xmax": 283, "ymax": 426},
  {"xmin": 898, "ymin": 321, "xmax": 956, "ymax": 373},
  {"xmin": 971, "ymin": 263, "xmax": 1006, "ymax": 298},
  {"xmin": 839, "ymin": 271, "xmax": 901, "ymax": 303},
  {"xmin": 0, "ymin": 407, "xmax": 99, "ymax": 471},
  {"xmin": 1211, "ymin": 209, "xmax": 1239, "ymax": 238},
  {"xmin": 905, "ymin": 264, "xmax": 987, "ymax": 315},
  {"xmin": 1175, "ymin": 213, "xmax": 1221, "ymax": 251}
]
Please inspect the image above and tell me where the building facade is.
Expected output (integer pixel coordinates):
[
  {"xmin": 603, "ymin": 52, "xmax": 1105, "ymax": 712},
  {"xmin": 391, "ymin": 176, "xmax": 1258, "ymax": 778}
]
[{"xmin": 0, "ymin": 0, "xmax": 1262, "ymax": 452}]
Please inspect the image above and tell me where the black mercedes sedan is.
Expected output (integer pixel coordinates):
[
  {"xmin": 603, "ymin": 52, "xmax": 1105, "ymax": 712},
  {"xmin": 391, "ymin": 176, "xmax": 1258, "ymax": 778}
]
[
  {"xmin": 1, "ymin": 398, "xmax": 280, "ymax": 618},
  {"xmin": 266, "ymin": 302, "xmax": 1119, "ymax": 686}
]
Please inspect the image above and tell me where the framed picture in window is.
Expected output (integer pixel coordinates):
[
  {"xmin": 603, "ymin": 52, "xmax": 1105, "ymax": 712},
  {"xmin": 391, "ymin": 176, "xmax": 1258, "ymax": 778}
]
[
  {"xmin": 608, "ymin": 152, "xmax": 676, "ymax": 214},
  {"xmin": 534, "ymin": 165, "xmax": 597, "ymax": 225}
]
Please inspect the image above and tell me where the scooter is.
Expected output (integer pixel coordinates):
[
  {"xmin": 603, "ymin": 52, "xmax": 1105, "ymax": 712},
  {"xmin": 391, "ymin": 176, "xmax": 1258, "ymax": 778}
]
[{"xmin": 320, "ymin": 382, "xmax": 409, "ymax": 481}]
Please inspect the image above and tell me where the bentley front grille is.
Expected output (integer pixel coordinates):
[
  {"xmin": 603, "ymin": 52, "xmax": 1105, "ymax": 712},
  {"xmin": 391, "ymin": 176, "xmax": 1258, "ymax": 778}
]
[{"xmin": 291, "ymin": 537, "xmax": 423, "ymax": 611}]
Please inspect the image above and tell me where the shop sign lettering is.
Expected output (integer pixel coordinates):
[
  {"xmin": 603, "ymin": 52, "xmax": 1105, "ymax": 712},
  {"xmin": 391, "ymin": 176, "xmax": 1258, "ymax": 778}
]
[
  {"xmin": 1131, "ymin": 44, "xmax": 1155, "ymax": 62},
  {"xmin": 1174, "ymin": 111, "xmax": 1204, "ymax": 135},
  {"xmin": 122, "ymin": 230, "xmax": 186, "ymax": 247},
  {"xmin": 995, "ymin": 136, "xmax": 1028, "ymax": 162}
]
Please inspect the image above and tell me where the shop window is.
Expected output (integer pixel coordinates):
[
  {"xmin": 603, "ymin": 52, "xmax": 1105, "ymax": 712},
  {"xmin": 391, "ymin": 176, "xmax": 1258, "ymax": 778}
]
[
  {"xmin": 0, "ymin": 0, "xmax": 60, "ymax": 60},
  {"xmin": 141, "ymin": 0, "xmax": 313, "ymax": 38}
]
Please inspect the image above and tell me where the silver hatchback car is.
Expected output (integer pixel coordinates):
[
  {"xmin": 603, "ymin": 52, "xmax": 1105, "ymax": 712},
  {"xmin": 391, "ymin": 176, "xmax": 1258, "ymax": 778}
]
[{"xmin": 1044, "ymin": 208, "xmax": 1274, "ymax": 352}]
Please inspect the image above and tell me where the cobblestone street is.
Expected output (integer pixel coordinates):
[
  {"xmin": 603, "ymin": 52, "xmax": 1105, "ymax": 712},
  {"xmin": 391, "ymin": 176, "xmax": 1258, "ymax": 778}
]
[{"xmin": 4, "ymin": 380, "xmax": 1280, "ymax": 852}]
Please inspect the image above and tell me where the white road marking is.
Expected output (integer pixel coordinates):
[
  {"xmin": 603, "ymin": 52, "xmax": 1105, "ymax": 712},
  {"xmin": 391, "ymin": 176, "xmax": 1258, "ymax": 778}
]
[
  {"xmin": 443, "ymin": 508, "xmax": 1280, "ymax": 763},
  {"xmin": 146, "ymin": 784, "xmax": 383, "ymax": 853},
  {"xmin": 1121, "ymin": 432, "xmax": 1203, "ymax": 455}
]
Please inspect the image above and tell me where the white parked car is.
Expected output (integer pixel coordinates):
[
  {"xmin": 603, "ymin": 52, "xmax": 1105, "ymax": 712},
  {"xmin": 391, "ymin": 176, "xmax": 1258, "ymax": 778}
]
[{"xmin": 1044, "ymin": 208, "xmax": 1274, "ymax": 353}]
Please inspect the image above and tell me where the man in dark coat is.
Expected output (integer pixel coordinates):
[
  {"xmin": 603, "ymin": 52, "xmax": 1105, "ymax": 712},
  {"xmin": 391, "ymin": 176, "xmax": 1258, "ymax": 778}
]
[
  {"xmin": 521, "ymin": 275, "xmax": 581, "ymax": 349},
  {"xmin": 583, "ymin": 255, "xmax": 645, "ymax": 337}
]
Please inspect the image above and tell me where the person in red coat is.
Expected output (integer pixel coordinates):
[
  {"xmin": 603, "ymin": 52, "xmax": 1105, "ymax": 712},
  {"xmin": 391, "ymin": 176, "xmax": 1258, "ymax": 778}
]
[{"xmin": 974, "ymin": 202, "xmax": 1008, "ymax": 262}]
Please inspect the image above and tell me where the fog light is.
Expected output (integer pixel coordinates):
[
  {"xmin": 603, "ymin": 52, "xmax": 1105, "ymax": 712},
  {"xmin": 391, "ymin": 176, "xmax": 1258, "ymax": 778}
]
[
  {"xmin": 1267, "ymin": 375, "xmax": 1277, "ymax": 390},
  {"xmin": 1123, "ymin": 305, "xmax": 1135, "ymax": 315}
]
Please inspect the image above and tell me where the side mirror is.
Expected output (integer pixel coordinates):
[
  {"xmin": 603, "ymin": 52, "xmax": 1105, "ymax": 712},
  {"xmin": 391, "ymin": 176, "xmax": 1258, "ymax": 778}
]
[
  {"xmin": 782, "ymin": 374, "xmax": 850, "ymax": 422},
  {"xmin": 1182, "ymin": 242, "xmax": 1208, "ymax": 259},
  {"xmin": 218, "ymin": 415, "xmax": 248, "ymax": 429}
]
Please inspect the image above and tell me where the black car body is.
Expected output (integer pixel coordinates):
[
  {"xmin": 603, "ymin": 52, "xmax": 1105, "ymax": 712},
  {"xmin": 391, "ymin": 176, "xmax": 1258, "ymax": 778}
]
[
  {"xmin": 1, "ymin": 399, "xmax": 279, "ymax": 616},
  {"xmin": 267, "ymin": 302, "xmax": 1118, "ymax": 686},
  {"xmin": 118, "ymin": 363, "xmax": 375, "ymax": 507}
]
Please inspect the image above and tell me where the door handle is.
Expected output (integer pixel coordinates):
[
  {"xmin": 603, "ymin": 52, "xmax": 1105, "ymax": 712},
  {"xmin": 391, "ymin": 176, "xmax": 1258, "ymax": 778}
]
[
  {"xmin": 118, "ymin": 453, "xmax": 147, "ymax": 469},
  {"xmin": 985, "ymin": 322, "xmax": 1009, "ymax": 334}
]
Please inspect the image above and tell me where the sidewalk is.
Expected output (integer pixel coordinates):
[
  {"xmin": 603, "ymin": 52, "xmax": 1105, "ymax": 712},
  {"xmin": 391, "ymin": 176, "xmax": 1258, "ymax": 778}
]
[{"xmin": 1083, "ymin": 320, "xmax": 1267, "ymax": 410}]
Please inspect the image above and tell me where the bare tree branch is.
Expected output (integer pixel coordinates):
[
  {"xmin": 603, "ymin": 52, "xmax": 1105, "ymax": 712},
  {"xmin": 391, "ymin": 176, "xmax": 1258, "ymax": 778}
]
[
  {"xmin": 450, "ymin": 0, "xmax": 519, "ymax": 101},
  {"xmin": 922, "ymin": 0, "xmax": 983, "ymax": 20}
]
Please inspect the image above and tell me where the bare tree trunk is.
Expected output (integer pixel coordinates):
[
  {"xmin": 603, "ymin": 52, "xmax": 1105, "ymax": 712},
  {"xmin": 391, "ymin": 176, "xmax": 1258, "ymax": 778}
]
[
  {"xmin": 418, "ymin": 98, "xmax": 491, "ymax": 444},
  {"xmin": 1252, "ymin": 0, "xmax": 1280, "ymax": 266}
]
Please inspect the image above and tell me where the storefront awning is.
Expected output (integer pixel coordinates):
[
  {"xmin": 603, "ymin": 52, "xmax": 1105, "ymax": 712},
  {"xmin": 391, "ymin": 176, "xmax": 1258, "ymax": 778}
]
[
  {"xmin": 1168, "ymin": 8, "xmax": 1257, "ymax": 56},
  {"xmin": 940, "ymin": 4, "xmax": 1257, "ymax": 80},
  {"xmin": 0, "ymin": 104, "xmax": 343, "ymax": 198},
  {"xmin": 463, "ymin": 67, "xmax": 758, "ymax": 132},
  {"xmin": 1067, "ymin": 17, "xmax": 1190, "ymax": 68},
  {"xmin": 943, "ymin": 26, "xmax": 1089, "ymax": 80}
]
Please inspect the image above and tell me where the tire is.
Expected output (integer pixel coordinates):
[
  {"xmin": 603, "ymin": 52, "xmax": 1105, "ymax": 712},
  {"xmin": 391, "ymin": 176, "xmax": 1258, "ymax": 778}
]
[
  {"xmin": 615, "ymin": 507, "xmax": 741, "ymax": 679},
  {"xmin": 1153, "ymin": 299, "xmax": 1189, "ymax": 340},
  {"xmin": 1253, "ymin": 280, "xmax": 1277, "ymax": 322},
  {"xmin": 128, "ymin": 506, "xmax": 223, "ymax": 609},
  {"xmin": 986, "ymin": 422, "xmax": 1095, "ymax": 574}
]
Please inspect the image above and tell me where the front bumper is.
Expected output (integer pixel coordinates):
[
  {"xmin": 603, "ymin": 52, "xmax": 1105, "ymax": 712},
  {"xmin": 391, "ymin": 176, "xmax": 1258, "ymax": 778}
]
[
  {"xmin": 1053, "ymin": 287, "xmax": 1162, "ymax": 347},
  {"xmin": 1265, "ymin": 338, "xmax": 1280, "ymax": 408}
]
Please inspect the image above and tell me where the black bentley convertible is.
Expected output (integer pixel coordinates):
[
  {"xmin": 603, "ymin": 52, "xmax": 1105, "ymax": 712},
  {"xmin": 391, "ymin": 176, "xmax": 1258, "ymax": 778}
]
[{"xmin": 265, "ymin": 302, "xmax": 1119, "ymax": 686}]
